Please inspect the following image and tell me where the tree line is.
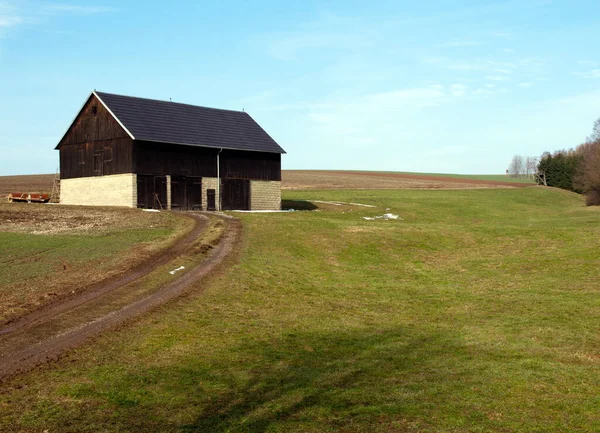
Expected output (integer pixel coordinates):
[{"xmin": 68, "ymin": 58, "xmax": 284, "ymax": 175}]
[{"xmin": 508, "ymin": 118, "xmax": 600, "ymax": 206}]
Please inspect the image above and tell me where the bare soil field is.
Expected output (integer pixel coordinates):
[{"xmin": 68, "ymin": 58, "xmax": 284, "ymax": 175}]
[
  {"xmin": 282, "ymin": 170, "xmax": 532, "ymax": 190},
  {"xmin": 0, "ymin": 174, "xmax": 55, "ymax": 196},
  {"xmin": 0, "ymin": 203, "xmax": 191, "ymax": 323}
]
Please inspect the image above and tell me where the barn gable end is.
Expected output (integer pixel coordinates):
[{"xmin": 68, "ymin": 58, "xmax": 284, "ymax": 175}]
[{"xmin": 57, "ymin": 93, "xmax": 134, "ymax": 180}]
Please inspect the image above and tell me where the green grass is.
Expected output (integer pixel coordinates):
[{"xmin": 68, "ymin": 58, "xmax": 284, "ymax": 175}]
[{"xmin": 2, "ymin": 188, "xmax": 600, "ymax": 432}]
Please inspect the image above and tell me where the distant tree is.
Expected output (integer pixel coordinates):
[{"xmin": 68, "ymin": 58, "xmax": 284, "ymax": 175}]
[
  {"xmin": 536, "ymin": 150, "xmax": 582, "ymax": 192},
  {"xmin": 508, "ymin": 155, "xmax": 525, "ymax": 178},
  {"xmin": 525, "ymin": 156, "xmax": 538, "ymax": 179},
  {"xmin": 587, "ymin": 118, "xmax": 600, "ymax": 142}
]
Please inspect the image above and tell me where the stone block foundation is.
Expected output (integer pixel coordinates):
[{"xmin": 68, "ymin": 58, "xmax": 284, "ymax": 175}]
[
  {"xmin": 60, "ymin": 174, "xmax": 136, "ymax": 207},
  {"xmin": 250, "ymin": 180, "xmax": 281, "ymax": 210}
]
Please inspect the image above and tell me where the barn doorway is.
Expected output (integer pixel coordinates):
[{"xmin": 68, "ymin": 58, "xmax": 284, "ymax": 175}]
[
  {"xmin": 171, "ymin": 176, "xmax": 202, "ymax": 211},
  {"xmin": 137, "ymin": 175, "xmax": 167, "ymax": 209},
  {"xmin": 221, "ymin": 179, "xmax": 250, "ymax": 210}
]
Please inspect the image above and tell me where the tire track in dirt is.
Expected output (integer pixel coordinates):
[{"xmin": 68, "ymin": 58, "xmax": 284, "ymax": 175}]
[
  {"xmin": 0, "ymin": 213, "xmax": 241, "ymax": 381},
  {"xmin": 1, "ymin": 213, "xmax": 207, "ymax": 334}
]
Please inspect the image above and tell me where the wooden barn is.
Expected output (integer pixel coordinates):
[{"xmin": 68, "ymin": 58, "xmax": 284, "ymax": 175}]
[{"xmin": 55, "ymin": 91, "xmax": 285, "ymax": 211}]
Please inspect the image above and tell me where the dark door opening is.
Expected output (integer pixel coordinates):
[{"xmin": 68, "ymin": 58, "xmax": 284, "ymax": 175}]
[
  {"xmin": 137, "ymin": 175, "xmax": 167, "ymax": 209},
  {"xmin": 207, "ymin": 189, "xmax": 216, "ymax": 211},
  {"xmin": 171, "ymin": 176, "xmax": 202, "ymax": 211},
  {"xmin": 221, "ymin": 179, "xmax": 250, "ymax": 210}
]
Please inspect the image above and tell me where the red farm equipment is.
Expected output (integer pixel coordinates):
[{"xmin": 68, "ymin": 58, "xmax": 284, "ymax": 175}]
[{"xmin": 7, "ymin": 193, "xmax": 50, "ymax": 203}]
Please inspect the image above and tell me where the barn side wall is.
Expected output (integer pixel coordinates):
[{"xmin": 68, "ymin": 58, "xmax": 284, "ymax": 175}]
[
  {"xmin": 250, "ymin": 181, "xmax": 281, "ymax": 210},
  {"xmin": 60, "ymin": 174, "xmax": 136, "ymax": 207}
]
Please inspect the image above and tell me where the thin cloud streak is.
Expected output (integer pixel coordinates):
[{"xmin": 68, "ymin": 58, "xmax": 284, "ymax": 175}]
[{"xmin": 41, "ymin": 4, "xmax": 117, "ymax": 15}]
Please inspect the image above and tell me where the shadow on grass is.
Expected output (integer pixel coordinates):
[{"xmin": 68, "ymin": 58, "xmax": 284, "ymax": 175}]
[
  {"xmin": 90, "ymin": 327, "xmax": 480, "ymax": 432},
  {"xmin": 281, "ymin": 200, "xmax": 318, "ymax": 211}
]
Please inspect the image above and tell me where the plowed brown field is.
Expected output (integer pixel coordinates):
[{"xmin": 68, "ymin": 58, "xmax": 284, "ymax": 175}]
[
  {"xmin": 0, "ymin": 174, "xmax": 55, "ymax": 196},
  {"xmin": 282, "ymin": 170, "xmax": 532, "ymax": 190}
]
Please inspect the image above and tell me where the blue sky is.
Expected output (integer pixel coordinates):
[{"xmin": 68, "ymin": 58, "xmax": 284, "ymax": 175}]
[{"xmin": 1, "ymin": 0, "xmax": 600, "ymax": 175}]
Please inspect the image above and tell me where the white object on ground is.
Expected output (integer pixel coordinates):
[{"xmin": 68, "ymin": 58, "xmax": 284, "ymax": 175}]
[
  {"xmin": 363, "ymin": 213, "xmax": 402, "ymax": 221},
  {"xmin": 169, "ymin": 266, "xmax": 185, "ymax": 275},
  {"xmin": 349, "ymin": 202, "xmax": 377, "ymax": 208},
  {"xmin": 312, "ymin": 200, "xmax": 376, "ymax": 207},
  {"xmin": 142, "ymin": 209, "xmax": 160, "ymax": 212},
  {"xmin": 312, "ymin": 200, "xmax": 342, "ymax": 206}
]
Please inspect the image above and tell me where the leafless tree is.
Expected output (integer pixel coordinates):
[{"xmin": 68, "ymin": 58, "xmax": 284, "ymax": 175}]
[
  {"xmin": 587, "ymin": 118, "xmax": 600, "ymax": 142},
  {"xmin": 525, "ymin": 156, "xmax": 538, "ymax": 179},
  {"xmin": 574, "ymin": 140, "xmax": 600, "ymax": 205},
  {"xmin": 508, "ymin": 155, "xmax": 525, "ymax": 178}
]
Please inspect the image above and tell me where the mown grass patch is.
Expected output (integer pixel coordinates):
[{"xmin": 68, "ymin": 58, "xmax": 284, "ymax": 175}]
[{"xmin": 1, "ymin": 188, "xmax": 600, "ymax": 432}]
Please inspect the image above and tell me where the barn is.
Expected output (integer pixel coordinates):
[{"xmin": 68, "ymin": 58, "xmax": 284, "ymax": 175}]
[{"xmin": 55, "ymin": 91, "xmax": 285, "ymax": 211}]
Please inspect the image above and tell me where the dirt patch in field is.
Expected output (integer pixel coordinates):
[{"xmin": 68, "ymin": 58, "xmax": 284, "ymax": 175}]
[
  {"xmin": 283, "ymin": 170, "xmax": 532, "ymax": 190},
  {"xmin": 0, "ymin": 202, "xmax": 176, "ymax": 235}
]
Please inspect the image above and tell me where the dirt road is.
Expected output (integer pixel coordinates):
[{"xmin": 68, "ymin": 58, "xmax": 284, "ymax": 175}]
[{"xmin": 0, "ymin": 212, "xmax": 241, "ymax": 381}]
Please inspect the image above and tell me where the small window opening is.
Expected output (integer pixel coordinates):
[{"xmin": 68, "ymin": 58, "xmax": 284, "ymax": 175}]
[{"xmin": 91, "ymin": 106, "xmax": 98, "ymax": 116}]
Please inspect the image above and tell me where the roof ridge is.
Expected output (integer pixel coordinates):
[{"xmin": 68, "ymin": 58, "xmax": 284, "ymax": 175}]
[{"xmin": 94, "ymin": 91, "xmax": 248, "ymax": 115}]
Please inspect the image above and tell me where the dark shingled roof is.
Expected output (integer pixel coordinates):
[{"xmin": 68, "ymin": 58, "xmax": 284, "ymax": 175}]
[{"xmin": 95, "ymin": 91, "xmax": 285, "ymax": 154}]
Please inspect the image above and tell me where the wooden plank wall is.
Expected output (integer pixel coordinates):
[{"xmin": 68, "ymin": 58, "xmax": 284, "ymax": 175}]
[
  {"xmin": 134, "ymin": 141, "xmax": 218, "ymax": 177},
  {"xmin": 220, "ymin": 150, "xmax": 281, "ymax": 181},
  {"xmin": 135, "ymin": 141, "xmax": 281, "ymax": 181},
  {"xmin": 58, "ymin": 94, "xmax": 133, "ymax": 179}
]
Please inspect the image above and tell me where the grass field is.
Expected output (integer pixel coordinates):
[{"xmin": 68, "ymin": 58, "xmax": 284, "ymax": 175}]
[{"xmin": 1, "ymin": 186, "xmax": 599, "ymax": 432}]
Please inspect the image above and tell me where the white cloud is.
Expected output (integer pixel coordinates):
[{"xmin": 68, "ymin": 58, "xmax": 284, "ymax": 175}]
[
  {"xmin": 518, "ymin": 82, "xmax": 533, "ymax": 88},
  {"xmin": 365, "ymin": 86, "xmax": 448, "ymax": 109},
  {"xmin": 0, "ymin": 3, "xmax": 22, "ymax": 30},
  {"xmin": 0, "ymin": 2, "xmax": 115, "ymax": 36},
  {"xmin": 437, "ymin": 40, "xmax": 484, "ymax": 48},
  {"xmin": 423, "ymin": 145, "xmax": 472, "ymax": 156},
  {"xmin": 492, "ymin": 31, "xmax": 514, "ymax": 39},
  {"xmin": 450, "ymin": 83, "xmax": 468, "ymax": 97},
  {"xmin": 577, "ymin": 60, "xmax": 598, "ymax": 66},
  {"xmin": 485, "ymin": 75, "xmax": 509, "ymax": 82},
  {"xmin": 267, "ymin": 31, "xmax": 369, "ymax": 61},
  {"xmin": 574, "ymin": 69, "xmax": 600, "ymax": 79},
  {"xmin": 41, "ymin": 4, "xmax": 117, "ymax": 15},
  {"xmin": 262, "ymin": 12, "xmax": 372, "ymax": 61},
  {"xmin": 0, "ymin": 15, "xmax": 21, "ymax": 28}
]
